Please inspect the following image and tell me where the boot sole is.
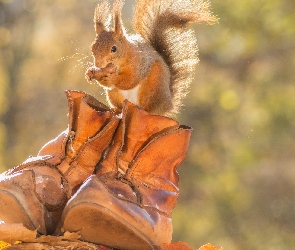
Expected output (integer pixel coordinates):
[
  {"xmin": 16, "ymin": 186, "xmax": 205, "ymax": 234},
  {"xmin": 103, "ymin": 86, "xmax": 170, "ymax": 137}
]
[
  {"xmin": 63, "ymin": 202, "xmax": 157, "ymax": 250},
  {"xmin": 0, "ymin": 190, "xmax": 35, "ymax": 230}
]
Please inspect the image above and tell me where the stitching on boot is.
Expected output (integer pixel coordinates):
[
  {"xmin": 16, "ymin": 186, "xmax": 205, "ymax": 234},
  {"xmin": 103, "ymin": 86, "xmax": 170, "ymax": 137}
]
[
  {"xmin": 98, "ymin": 175, "xmax": 171, "ymax": 219},
  {"xmin": 15, "ymin": 163, "xmax": 72, "ymax": 212},
  {"xmin": 119, "ymin": 176, "xmax": 143, "ymax": 205},
  {"xmin": 99, "ymin": 175, "xmax": 141, "ymax": 206},
  {"xmin": 8, "ymin": 158, "xmax": 56, "ymax": 175}
]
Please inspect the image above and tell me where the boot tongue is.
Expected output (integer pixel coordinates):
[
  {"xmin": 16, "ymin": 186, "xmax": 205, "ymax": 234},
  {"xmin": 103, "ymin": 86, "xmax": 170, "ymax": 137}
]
[
  {"xmin": 75, "ymin": 97, "xmax": 112, "ymax": 140},
  {"xmin": 118, "ymin": 101, "xmax": 179, "ymax": 173},
  {"xmin": 66, "ymin": 90, "xmax": 110, "ymax": 135},
  {"xmin": 66, "ymin": 92, "xmax": 113, "ymax": 159},
  {"xmin": 65, "ymin": 90, "xmax": 88, "ymax": 132}
]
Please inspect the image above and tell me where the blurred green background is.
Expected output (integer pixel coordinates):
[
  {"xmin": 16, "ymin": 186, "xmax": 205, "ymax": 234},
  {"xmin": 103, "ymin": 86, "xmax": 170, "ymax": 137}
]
[{"xmin": 0, "ymin": 0, "xmax": 295, "ymax": 249}]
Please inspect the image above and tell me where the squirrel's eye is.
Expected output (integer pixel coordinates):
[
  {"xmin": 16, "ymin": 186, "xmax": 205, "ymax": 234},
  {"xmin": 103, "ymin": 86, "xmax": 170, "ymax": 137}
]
[{"xmin": 111, "ymin": 45, "xmax": 117, "ymax": 53}]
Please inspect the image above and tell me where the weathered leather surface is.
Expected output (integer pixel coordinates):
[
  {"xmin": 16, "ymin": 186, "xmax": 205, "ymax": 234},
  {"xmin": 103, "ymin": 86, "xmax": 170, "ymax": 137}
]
[
  {"xmin": 63, "ymin": 100, "xmax": 192, "ymax": 249},
  {"xmin": 0, "ymin": 90, "xmax": 119, "ymax": 235}
]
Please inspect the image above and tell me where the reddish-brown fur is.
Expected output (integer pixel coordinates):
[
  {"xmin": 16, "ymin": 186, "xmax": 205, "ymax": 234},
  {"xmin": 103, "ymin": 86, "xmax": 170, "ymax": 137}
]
[{"xmin": 85, "ymin": 0, "xmax": 216, "ymax": 116}]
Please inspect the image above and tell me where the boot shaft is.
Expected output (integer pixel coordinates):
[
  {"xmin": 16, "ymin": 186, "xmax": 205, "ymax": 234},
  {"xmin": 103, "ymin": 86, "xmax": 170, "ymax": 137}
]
[{"xmin": 96, "ymin": 100, "xmax": 192, "ymax": 215}]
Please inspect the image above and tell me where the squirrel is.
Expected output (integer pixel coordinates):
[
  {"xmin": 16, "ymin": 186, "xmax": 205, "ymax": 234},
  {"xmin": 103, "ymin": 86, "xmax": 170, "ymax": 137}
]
[{"xmin": 85, "ymin": 0, "xmax": 216, "ymax": 116}]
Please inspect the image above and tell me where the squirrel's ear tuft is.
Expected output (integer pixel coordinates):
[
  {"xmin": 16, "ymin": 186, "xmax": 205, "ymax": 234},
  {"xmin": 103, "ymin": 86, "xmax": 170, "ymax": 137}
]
[
  {"xmin": 113, "ymin": 0, "xmax": 124, "ymax": 37},
  {"xmin": 94, "ymin": 1, "xmax": 111, "ymax": 35}
]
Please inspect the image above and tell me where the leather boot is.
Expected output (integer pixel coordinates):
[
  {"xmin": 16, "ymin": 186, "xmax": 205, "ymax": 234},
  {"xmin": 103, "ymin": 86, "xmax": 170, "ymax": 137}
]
[
  {"xmin": 61, "ymin": 100, "xmax": 192, "ymax": 250},
  {"xmin": 0, "ymin": 90, "xmax": 119, "ymax": 235}
]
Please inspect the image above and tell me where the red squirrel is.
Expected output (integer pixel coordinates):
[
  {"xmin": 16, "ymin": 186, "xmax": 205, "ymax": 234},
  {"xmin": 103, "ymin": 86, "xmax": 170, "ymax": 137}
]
[{"xmin": 85, "ymin": 0, "xmax": 216, "ymax": 116}]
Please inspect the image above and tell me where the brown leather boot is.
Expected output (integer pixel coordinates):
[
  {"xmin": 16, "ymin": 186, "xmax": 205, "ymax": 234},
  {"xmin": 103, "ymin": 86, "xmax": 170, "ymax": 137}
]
[
  {"xmin": 61, "ymin": 100, "xmax": 192, "ymax": 250},
  {"xmin": 0, "ymin": 90, "xmax": 119, "ymax": 235}
]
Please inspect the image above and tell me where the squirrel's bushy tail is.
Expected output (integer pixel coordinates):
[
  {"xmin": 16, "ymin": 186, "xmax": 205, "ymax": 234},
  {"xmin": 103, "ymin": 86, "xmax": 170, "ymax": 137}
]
[{"xmin": 133, "ymin": 0, "xmax": 217, "ymax": 115}]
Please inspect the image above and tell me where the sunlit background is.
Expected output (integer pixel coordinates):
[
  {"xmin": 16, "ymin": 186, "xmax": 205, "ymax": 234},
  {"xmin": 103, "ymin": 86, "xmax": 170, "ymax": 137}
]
[{"xmin": 1, "ymin": 0, "xmax": 295, "ymax": 249}]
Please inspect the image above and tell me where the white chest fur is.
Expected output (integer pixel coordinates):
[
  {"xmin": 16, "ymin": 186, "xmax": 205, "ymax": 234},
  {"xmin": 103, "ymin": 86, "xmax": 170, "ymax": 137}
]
[{"xmin": 119, "ymin": 85, "xmax": 140, "ymax": 105}]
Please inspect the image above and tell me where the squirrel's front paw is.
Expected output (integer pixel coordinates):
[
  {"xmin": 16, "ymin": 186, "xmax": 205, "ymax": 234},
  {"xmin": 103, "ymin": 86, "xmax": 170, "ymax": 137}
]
[
  {"xmin": 85, "ymin": 64, "xmax": 117, "ymax": 83},
  {"xmin": 85, "ymin": 66, "xmax": 102, "ymax": 82}
]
